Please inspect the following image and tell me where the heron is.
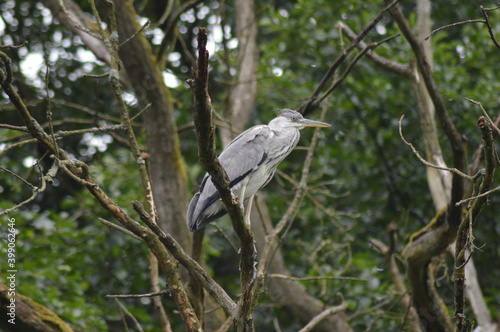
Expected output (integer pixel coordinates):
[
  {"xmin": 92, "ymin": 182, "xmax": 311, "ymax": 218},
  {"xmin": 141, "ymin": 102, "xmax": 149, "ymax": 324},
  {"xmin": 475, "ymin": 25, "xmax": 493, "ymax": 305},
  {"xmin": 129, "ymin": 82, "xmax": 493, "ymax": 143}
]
[{"xmin": 187, "ymin": 109, "xmax": 331, "ymax": 232}]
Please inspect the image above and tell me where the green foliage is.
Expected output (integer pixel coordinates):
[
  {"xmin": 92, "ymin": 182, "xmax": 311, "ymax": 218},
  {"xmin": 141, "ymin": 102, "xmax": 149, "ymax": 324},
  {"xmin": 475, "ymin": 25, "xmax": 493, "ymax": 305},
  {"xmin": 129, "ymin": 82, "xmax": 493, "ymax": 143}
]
[{"xmin": 2, "ymin": 0, "xmax": 500, "ymax": 331}]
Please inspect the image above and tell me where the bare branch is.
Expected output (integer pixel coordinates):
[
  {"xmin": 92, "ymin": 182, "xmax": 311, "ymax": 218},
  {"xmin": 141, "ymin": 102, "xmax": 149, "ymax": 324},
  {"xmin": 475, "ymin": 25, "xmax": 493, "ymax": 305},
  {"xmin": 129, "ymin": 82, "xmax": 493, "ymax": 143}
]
[
  {"xmin": 336, "ymin": 21, "xmax": 411, "ymax": 77},
  {"xmin": 399, "ymin": 115, "xmax": 473, "ymax": 181},
  {"xmin": 115, "ymin": 299, "xmax": 145, "ymax": 332},
  {"xmin": 480, "ymin": 5, "xmax": 500, "ymax": 49},
  {"xmin": 298, "ymin": 294, "xmax": 347, "ymax": 332},
  {"xmin": 299, "ymin": 0, "xmax": 400, "ymax": 116},
  {"xmin": 267, "ymin": 274, "xmax": 366, "ymax": 282},
  {"xmin": 106, "ymin": 290, "xmax": 170, "ymax": 299},
  {"xmin": 119, "ymin": 20, "xmax": 150, "ymax": 48},
  {"xmin": 426, "ymin": 20, "xmax": 486, "ymax": 40},
  {"xmin": 98, "ymin": 217, "xmax": 143, "ymax": 241},
  {"xmin": 318, "ymin": 34, "xmax": 400, "ymax": 105}
]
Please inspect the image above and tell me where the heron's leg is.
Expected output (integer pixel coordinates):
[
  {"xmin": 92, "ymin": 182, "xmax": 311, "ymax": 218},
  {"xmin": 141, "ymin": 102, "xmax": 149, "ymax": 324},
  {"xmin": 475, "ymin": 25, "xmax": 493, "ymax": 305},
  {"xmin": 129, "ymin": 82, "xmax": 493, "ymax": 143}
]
[
  {"xmin": 245, "ymin": 195, "xmax": 254, "ymax": 227},
  {"xmin": 238, "ymin": 175, "xmax": 251, "ymax": 210}
]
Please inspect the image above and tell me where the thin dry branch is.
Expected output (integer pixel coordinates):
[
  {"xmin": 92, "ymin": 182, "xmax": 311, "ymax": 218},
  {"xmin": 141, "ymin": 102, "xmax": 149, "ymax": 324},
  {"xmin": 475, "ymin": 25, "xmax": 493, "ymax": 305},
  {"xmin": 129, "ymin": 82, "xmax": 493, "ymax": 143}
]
[
  {"xmin": 106, "ymin": 290, "xmax": 170, "ymax": 299},
  {"xmin": 98, "ymin": 217, "xmax": 142, "ymax": 241},
  {"xmin": 0, "ymin": 165, "xmax": 49, "ymax": 216},
  {"xmin": 299, "ymin": 0, "xmax": 400, "ymax": 116},
  {"xmin": 426, "ymin": 19, "xmax": 486, "ymax": 40},
  {"xmin": 465, "ymin": 98, "xmax": 500, "ymax": 136},
  {"xmin": 399, "ymin": 115, "xmax": 473, "ymax": 181},
  {"xmin": 317, "ymin": 34, "xmax": 400, "ymax": 105},
  {"xmin": 100, "ymin": 4, "xmax": 177, "ymax": 331},
  {"xmin": 155, "ymin": 0, "xmax": 205, "ymax": 63},
  {"xmin": 337, "ymin": 21, "xmax": 411, "ymax": 77},
  {"xmin": 267, "ymin": 274, "xmax": 366, "ymax": 282},
  {"xmin": 298, "ymin": 294, "xmax": 347, "ymax": 332},
  {"xmin": 115, "ymin": 299, "xmax": 145, "ymax": 332},
  {"xmin": 480, "ymin": 5, "xmax": 500, "ymax": 49}
]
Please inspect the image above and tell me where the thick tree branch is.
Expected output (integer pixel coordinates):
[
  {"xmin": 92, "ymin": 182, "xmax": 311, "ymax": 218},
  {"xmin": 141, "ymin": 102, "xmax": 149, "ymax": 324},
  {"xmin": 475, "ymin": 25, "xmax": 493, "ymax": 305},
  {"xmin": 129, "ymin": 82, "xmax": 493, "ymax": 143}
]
[
  {"xmin": 298, "ymin": 294, "xmax": 348, "ymax": 332},
  {"xmin": 188, "ymin": 27, "xmax": 257, "ymax": 331},
  {"xmin": 454, "ymin": 116, "xmax": 496, "ymax": 332},
  {"xmin": 132, "ymin": 201, "xmax": 238, "ymax": 317}
]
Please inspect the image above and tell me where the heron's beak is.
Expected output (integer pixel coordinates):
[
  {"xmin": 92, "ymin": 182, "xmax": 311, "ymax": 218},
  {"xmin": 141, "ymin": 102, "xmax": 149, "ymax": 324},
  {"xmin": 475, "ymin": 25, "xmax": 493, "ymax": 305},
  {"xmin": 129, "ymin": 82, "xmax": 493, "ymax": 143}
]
[{"xmin": 299, "ymin": 118, "xmax": 331, "ymax": 128}]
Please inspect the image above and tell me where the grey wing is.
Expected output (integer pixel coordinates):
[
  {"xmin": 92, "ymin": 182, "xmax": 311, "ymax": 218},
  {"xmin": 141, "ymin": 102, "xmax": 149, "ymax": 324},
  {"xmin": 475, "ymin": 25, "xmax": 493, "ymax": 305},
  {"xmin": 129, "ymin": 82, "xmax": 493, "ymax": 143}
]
[{"xmin": 187, "ymin": 125, "xmax": 272, "ymax": 231}]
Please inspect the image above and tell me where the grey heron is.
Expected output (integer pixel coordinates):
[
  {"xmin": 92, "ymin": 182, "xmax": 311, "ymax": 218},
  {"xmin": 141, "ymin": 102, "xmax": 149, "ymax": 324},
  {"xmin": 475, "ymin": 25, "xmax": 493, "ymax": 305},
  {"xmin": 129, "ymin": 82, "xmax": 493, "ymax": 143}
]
[{"xmin": 187, "ymin": 109, "xmax": 331, "ymax": 232}]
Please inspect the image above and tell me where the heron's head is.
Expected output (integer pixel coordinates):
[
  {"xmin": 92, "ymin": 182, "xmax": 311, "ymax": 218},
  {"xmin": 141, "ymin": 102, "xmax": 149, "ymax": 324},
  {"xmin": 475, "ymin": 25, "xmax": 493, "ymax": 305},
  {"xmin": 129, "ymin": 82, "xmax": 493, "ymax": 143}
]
[{"xmin": 269, "ymin": 109, "xmax": 331, "ymax": 130}]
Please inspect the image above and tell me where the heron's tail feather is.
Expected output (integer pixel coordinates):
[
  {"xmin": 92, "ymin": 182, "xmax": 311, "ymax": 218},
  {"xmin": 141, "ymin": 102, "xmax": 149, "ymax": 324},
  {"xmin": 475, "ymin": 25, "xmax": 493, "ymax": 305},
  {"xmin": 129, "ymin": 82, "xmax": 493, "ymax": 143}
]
[{"xmin": 187, "ymin": 192, "xmax": 227, "ymax": 232}]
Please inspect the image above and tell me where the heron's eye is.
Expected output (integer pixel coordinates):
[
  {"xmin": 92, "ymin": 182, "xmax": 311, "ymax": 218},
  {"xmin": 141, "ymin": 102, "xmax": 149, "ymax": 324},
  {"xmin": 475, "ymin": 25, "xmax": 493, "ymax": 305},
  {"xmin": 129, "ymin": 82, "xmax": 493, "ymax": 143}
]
[{"xmin": 291, "ymin": 117, "xmax": 296, "ymax": 122}]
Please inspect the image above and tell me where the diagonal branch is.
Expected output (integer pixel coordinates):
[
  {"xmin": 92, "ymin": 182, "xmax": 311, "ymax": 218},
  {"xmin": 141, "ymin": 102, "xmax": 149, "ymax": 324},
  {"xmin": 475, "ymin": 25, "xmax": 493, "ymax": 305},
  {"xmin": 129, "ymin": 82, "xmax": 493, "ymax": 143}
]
[
  {"xmin": 131, "ymin": 201, "xmax": 238, "ymax": 317},
  {"xmin": 298, "ymin": 0, "xmax": 400, "ymax": 116}
]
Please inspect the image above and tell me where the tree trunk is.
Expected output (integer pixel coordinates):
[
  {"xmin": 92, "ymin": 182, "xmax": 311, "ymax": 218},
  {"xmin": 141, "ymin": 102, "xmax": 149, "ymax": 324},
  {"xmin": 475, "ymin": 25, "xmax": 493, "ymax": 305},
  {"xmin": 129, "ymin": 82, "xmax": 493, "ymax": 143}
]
[
  {"xmin": 112, "ymin": 0, "xmax": 191, "ymax": 251},
  {"xmin": 220, "ymin": 0, "xmax": 258, "ymax": 146}
]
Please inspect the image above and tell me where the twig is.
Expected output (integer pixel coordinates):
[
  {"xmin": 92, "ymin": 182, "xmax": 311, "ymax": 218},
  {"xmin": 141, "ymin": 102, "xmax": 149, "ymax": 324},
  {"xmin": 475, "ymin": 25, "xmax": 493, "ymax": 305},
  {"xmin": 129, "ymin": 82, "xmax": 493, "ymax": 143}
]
[
  {"xmin": 267, "ymin": 274, "xmax": 366, "ymax": 282},
  {"xmin": 130, "ymin": 103, "xmax": 152, "ymax": 121},
  {"xmin": 119, "ymin": 20, "xmax": 150, "ymax": 47},
  {"xmin": 336, "ymin": 21, "xmax": 411, "ymax": 77},
  {"xmin": 45, "ymin": 66, "xmax": 59, "ymax": 160},
  {"xmin": 98, "ymin": 217, "xmax": 143, "ymax": 241},
  {"xmin": 480, "ymin": 5, "xmax": 500, "ymax": 49},
  {"xmin": 456, "ymin": 185, "xmax": 500, "ymax": 206},
  {"xmin": 426, "ymin": 20, "xmax": 486, "ymax": 40},
  {"xmin": 0, "ymin": 166, "xmax": 37, "ymax": 189},
  {"xmin": 106, "ymin": 290, "xmax": 170, "ymax": 299},
  {"xmin": 465, "ymin": 97, "xmax": 500, "ymax": 136},
  {"xmin": 155, "ymin": 0, "xmax": 205, "ymax": 62},
  {"xmin": 399, "ymin": 115, "xmax": 473, "ymax": 181},
  {"xmin": 57, "ymin": 0, "xmax": 104, "ymax": 41},
  {"xmin": 115, "ymin": 299, "xmax": 145, "ymax": 332},
  {"xmin": 0, "ymin": 124, "xmax": 27, "ymax": 131},
  {"xmin": 101, "ymin": 3, "xmax": 179, "ymax": 331},
  {"xmin": 298, "ymin": 293, "xmax": 347, "ymax": 332},
  {"xmin": 298, "ymin": 0, "xmax": 400, "ymax": 116},
  {"xmin": 0, "ymin": 41, "xmax": 28, "ymax": 49},
  {"xmin": 0, "ymin": 125, "xmax": 125, "ymax": 158},
  {"xmin": 0, "ymin": 161, "xmax": 57, "ymax": 216}
]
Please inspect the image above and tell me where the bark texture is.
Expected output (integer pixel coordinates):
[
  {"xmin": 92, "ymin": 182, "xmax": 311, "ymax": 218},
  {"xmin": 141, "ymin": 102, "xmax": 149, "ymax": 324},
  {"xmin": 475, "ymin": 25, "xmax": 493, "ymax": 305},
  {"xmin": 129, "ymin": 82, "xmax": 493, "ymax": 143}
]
[
  {"xmin": 112, "ymin": 0, "xmax": 191, "ymax": 250},
  {"xmin": 220, "ymin": 0, "xmax": 258, "ymax": 146}
]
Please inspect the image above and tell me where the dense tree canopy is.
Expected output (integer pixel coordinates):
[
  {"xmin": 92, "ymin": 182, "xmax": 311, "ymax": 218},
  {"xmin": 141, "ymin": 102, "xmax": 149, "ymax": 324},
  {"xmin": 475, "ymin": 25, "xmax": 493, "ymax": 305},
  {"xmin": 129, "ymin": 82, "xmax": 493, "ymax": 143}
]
[{"xmin": 1, "ymin": 0, "xmax": 500, "ymax": 331}]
